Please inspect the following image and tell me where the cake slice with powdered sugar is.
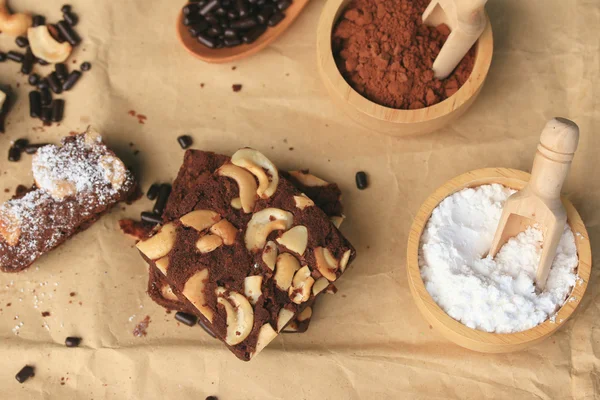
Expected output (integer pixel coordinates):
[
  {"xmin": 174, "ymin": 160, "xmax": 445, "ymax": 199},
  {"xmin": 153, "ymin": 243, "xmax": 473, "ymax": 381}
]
[{"xmin": 0, "ymin": 128, "xmax": 137, "ymax": 272}]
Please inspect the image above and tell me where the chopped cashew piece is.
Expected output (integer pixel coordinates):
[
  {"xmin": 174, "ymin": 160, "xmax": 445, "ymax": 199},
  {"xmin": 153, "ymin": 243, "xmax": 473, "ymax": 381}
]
[
  {"xmin": 217, "ymin": 164, "xmax": 258, "ymax": 213},
  {"xmin": 99, "ymin": 155, "xmax": 127, "ymax": 190},
  {"xmin": 244, "ymin": 276, "xmax": 263, "ymax": 305},
  {"xmin": 262, "ymin": 241, "xmax": 277, "ymax": 270},
  {"xmin": 245, "ymin": 208, "xmax": 293, "ymax": 251},
  {"xmin": 28, "ymin": 25, "xmax": 72, "ymax": 62},
  {"xmin": 288, "ymin": 266, "xmax": 315, "ymax": 304},
  {"xmin": 0, "ymin": 91, "xmax": 6, "ymax": 110},
  {"xmin": 216, "ymin": 287, "xmax": 254, "ymax": 345},
  {"xmin": 314, "ymin": 247, "xmax": 339, "ymax": 281},
  {"xmin": 283, "ymin": 321, "xmax": 299, "ymax": 332},
  {"xmin": 154, "ymin": 256, "xmax": 170, "ymax": 275},
  {"xmin": 312, "ymin": 277, "xmax": 329, "ymax": 296},
  {"xmin": 0, "ymin": 0, "xmax": 32, "ymax": 36},
  {"xmin": 296, "ymin": 307, "xmax": 312, "ymax": 322},
  {"xmin": 276, "ymin": 225, "xmax": 308, "ymax": 255},
  {"xmin": 180, "ymin": 210, "xmax": 220, "ymax": 232},
  {"xmin": 161, "ymin": 285, "xmax": 179, "ymax": 301},
  {"xmin": 136, "ymin": 223, "xmax": 177, "ymax": 260},
  {"xmin": 182, "ymin": 269, "xmax": 213, "ymax": 322},
  {"xmin": 196, "ymin": 234, "xmax": 223, "ymax": 253},
  {"xmin": 274, "ymin": 253, "xmax": 301, "ymax": 291},
  {"xmin": 339, "ymin": 249, "xmax": 352, "ymax": 273},
  {"xmin": 254, "ymin": 324, "xmax": 277, "ymax": 355},
  {"xmin": 230, "ymin": 197, "xmax": 242, "ymax": 210},
  {"xmin": 277, "ymin": 308, "xmax": 295, "ymax": 332},
  {"xmin": 231, "ymin": 148, "xmax": 279, "ymax": 198},
  {"xmin": 288, "ymin": 171, "xmax": 329, "ymax": 187},
  {"xmin": 293, "ymin": 195, "xmax": 315, "ymax": 210},
  {"xmin": 209, "ymin": 219, "xmax": 237, "ymax": 245},
  {"xmin": 330, "ymin": 215, "xmax": 345, "ymax": 229},
  {"xmin": 0, "ymin": 207, "xmax": 21, "ymax": 246}
]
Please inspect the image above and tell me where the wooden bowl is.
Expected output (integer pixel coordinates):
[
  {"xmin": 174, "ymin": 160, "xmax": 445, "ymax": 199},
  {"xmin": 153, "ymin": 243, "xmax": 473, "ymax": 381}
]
[
  {"xmin": 177, "ymin": 0, "xmax": 310, "ymax": 64},
  {"xmin": 407, "ymin": 168, "xmax": 592, "ymax": 353},
  {"xmin": 316, "ymin": 0, "xmax": 494, "ymax": 136}
]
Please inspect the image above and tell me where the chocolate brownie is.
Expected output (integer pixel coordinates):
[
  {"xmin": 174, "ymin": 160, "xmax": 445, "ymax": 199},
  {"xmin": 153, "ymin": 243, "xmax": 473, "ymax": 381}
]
[
  {"xmin": 0, "ymin": 129, "xmax": 137, "ymax": 272},
  {"xmin": 146, "ymin": 160, "xmax": 346, "ymax": 334},
  {"xmin": 136, "ymin": 149, "xmax": 356, "ymax": 360}
]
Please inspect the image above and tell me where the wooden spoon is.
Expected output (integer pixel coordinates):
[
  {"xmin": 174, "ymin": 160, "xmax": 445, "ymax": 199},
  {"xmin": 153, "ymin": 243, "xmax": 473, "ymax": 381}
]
[
  {"xmin": 422, "ymin": 0, "xmax": 488, "ymax": 79},
  {"xmin": 176, "ymin": 0, "xmax": 310, "ymax": 64},
  {"xmin": 489, "ymin": 118, "xmax": 580, "ymax": 290}
]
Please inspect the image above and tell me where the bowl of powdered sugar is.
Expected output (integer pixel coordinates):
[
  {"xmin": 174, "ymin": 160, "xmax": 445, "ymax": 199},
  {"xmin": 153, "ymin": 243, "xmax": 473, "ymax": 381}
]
[{"xmin": 406, "ymin": 168, "xmax": 591, "ymax": 353}]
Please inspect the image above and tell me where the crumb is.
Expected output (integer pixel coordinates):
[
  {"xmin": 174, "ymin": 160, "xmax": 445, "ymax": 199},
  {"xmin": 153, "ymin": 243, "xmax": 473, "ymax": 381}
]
[
  {"xmin": 133, "ymin": 150, "xmax": 140, "ymax": 156},
  {"xmin": 41, "ymin": 311, "xmax": 51, "ymax": 317},
  {"xmin": 232, "ymin": 84, "xmax": 242, "ymax": 92},
  {"xmin": 128, "ymin": 110, "xmax": 136, "ymax": 116},
  {"xmin": 118, "ymin": 219, "xmax": 154, "ymax": 240},
  {"xmin": 133, "ymin": 316, "xmax": 151, "ymax": 337},
  {"xmin": 232, "ymin": 66, "xmax": 237, "ymax": 70},
  {"xmin": 4, "ymin": 188, "xmax": 9, "ymax": 193},
  {"xmin": 129, "ymin": 142, "xmax": 134, "ymax": 147},
  {"xmin": 288, "ymin": 147, "xmax": 294, "ymax": 151},
  {"xmin": 137, "ymin": 115, "xmax": 147, "ymax": 124},
  {"xmin": 69, "ymin": 292, "xmax": 76, "ymax": 297},
  {"xmin": 200, "ymin": 83, "xmax": 205, "ymax": 88},
  {"xmin": 283, "ymin": 138, "xmax": 287, "ymax": 143}
]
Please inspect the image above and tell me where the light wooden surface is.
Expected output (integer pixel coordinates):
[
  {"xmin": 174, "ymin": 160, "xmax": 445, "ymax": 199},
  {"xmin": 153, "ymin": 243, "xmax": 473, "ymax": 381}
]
[
  {"xmin": 489, "ymin": 119, "xmax": 580, "ymax": 289},
  {"xmin": 176, "ymin": 0, "xmax": 310, "ymax": 64},
  {"xmin": 316, "ymin": 0, "xmax": 494, "ymax": 136},
  {"xmin": 406, "ymin": 168, "xmax": 592, "ymax": 353}
]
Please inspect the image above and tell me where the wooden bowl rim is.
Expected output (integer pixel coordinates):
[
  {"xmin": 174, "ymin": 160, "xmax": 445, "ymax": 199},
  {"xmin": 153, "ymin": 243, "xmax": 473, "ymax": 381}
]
[
  {"xmin": 176, "ymin": 0, "xmax": 311, "ymax": 64},
  {"xmin": 316, "ymin": 0, "xmax": 494, "ymax": 123},
  {"xmin": 406, "ymin": 168, "xmax": 592, "ymax": 350}
]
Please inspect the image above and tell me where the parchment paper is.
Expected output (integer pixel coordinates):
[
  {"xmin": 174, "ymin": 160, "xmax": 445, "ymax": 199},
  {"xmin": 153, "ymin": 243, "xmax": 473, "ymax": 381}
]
[{"xmin": 0, "ymin": 0, "xmax": 599, "ymax": 399}]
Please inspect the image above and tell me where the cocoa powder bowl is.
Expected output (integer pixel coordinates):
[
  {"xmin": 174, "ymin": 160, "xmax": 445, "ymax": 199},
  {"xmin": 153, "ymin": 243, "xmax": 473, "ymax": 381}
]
[{"xmin": 316, "ymin": 0, "xmax": 494, "ymax": 136}]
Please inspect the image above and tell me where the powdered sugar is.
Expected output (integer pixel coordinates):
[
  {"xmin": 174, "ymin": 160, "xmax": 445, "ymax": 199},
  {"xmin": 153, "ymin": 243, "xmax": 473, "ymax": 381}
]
[{"xmin": 419, "ymin": 184, "xmax": 579, "ymax": 333}]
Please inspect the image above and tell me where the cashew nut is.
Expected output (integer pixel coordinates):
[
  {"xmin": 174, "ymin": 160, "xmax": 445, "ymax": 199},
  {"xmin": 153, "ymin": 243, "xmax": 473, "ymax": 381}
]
[
  {"xmin": 136, "ymin": 223, "xmax": 177, "ymax": 260},
  {"xmin": 231, "ymin": 148, "xmax": 279, "ymax": 199},
  {"xmin": 196, "ymin": 234, "xmax": 223, "ymax": 253},
  {"xmin": 180, "ymin": 210, "xmax": 220, "ymax": 232},
  {"xmin": 340, "ymin": 249, "xmax": 352, "ymax": 273},
  {"xmin": 314, "ymin": 247, "xmax": 339, "ymax": 282},
  {"xmin": 274, "ymin": 253, "xmax": 301, "ymax": 291},
  {"xmin": 28, "ymin": 25, "xmax": 72, "ymax": 63},
  {"xmin": 276, "ymin": 225, "xmax": 308, "ymax": 255},
  {"xmin": 160, "ymin": 284, "xmax": 179, "ymax": 301},
  {"xmin": 0, "ymin": 0, "xmax": 32, "ymax": 36},
  {"xmin": 209, "ymin": 219, "xmax": 237, "ymax": 245},
  {"xmin": 288, "ymin": 266, "xmax": 315, "ymax": 304},
  {"xmin": 217, "ymin": 164, "xmax": 257, "ymax": 213},
  {"xmin": 244, "ymin": 275, "xmax": 263, "ymax": 305},
  {"xmin": 254, "ymin": 323, "xmax": 277, "ymax": 355},
  {"xmin": 154, "ymin": 256, "xmax": 170, "ymax": 275},
  {"xmin": 99, "ymin": 155, "xmax": 127, "ymax": 190},
  {"xmin": 230, "ymin": 197, "xmax": 242, "ymax": 210},
  {"xmin": 0, "ymin": 207, "xmax": 21, "ymax": 246},
  {"xmin": 312, "ymin": 277, "xmax": 330, "ymax": 296},
  {"xmin": 216, "ymin": 287, "xmax": 254, "ymax": 345},
  {"xmin": 262, "ymin": 241, "xmax": 277, "ymax": 270},
  {"xmin": 293, "ymin": 195, "xmax": 315, "ymax": 210},
  {"xmin": 288, "ymin": 171, "xmax": 329, "ymax": 187},
  {"xmin": 245, "ymin": 208, "xmax": 293, "ymax": 251},
  {"xmin": 296, "ymin": 306, "xmax": 312, "ymax": 322},
  {"xmin": 277, "ymin": 308, "xmax": 295, "ymax": 332},
  {"xmin": 182, "ymin": 269, "xmax": 213, "ymax": 322}
]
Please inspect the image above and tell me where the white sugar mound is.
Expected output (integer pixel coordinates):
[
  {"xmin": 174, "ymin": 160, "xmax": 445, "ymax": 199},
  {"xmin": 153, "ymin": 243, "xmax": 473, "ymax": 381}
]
[{"xmin": 419, "ymin": 184, "xmax": 579, "ymax": 333}]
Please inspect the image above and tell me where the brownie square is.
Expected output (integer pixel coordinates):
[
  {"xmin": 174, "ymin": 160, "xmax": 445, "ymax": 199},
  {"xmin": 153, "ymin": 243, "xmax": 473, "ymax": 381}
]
[{"xmin": 136, "ymin": 149, "xmax": 355, "ymax": 360}]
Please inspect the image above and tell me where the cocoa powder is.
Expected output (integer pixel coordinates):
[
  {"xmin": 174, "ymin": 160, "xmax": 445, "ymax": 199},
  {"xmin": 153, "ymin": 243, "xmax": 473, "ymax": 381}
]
[{"xmin": 332, "ymin": 0, "xmax": 475, "ymax": 110}]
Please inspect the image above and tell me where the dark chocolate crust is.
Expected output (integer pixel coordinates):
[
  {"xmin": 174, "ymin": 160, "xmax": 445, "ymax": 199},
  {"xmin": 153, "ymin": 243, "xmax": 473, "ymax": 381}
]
[
  {"xmin": 138, "ymin": 149, "xmax": 356, "ymax": 361},
  {"xmin": 0, "ymin": 131, "xmax": 137, "ymax": 272}
]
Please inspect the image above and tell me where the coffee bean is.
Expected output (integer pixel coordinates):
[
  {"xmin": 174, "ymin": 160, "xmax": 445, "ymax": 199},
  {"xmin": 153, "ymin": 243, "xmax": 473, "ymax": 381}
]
[
  {"xmin": 224, "ymin": 28, "xmax": 238, "ymax": 38},
  {"xmin": 215, "ymin": 42, "xmax": 225, "ymax": 49},
  {"xmin": 55, "ymin": 63, "xmax": 68, "ymax": 81},
  {"xmin": 29, "ymin": 91, "xmax": 42, "ymax": 119},
  {"xmin": 51, "ymin": 99, "xmax": 65, "ymax": 122},
  {"xmin": 199, "ymin": 0, "xmax": 219, "ymax": 16},
  {"xmin": 141, "ymin": 211, "xmax": 162, "ymax": 225},
  {"xmin": 236, "ymin": 0, "xmax": 251, "ymax": 17},
  {"xmin": 227, "ymin": 10, "xmax": 239, "ymax": 20},
  {"xmin": 215, "ymin": 7, "xmax": 227, "ymax": 17},
  {"xmin": 183, "ymin": 3, "xmax": 199, "ymax": 15},
  {"xmin": 57, "ymin": 20, "xmax": 81, "ymax": 46},
  {"xmin": 355, "ymin": 171, "xmax": 368, "ymax": 190},
  {"xmin": 198, "ymin": 318, "xmax": 217, "ymax": 338},
  {"xmin": 257, "ymin": 5, "xmax": 275, "ymax": 24},
  {"xmin": 62, "ymin": 70, "xmax": 82, "ymax": 91},
  {"xmin": 37, "ymin": 78, "xmax": 49, "ymax": 90},
  {"xmin": 37, "ymin": 57, "xmax": 49, "ymax": 66},
  {"xmin": 64, "ymin": 11, "xmax": 78, "ymax": 26},
  {"xmin": 61, "ymin": 4, "xmax": 72, "ymax": 13},
  {"xmin": 7, "ymin": 51, "xmax": 24, "ymax": 63},
  {"xmin": 41, "ymin": 107, "xmax": 52, "ymax": 123},
  {"xmin": 0, "ymin": 52, "xmax": 6, "ymax": 62},
  {"xmin": 268, "ymin": 12, "xmax": 284, "ymax": 26},
  {"xmin": 183, "ymin": 15, "xmax": 200, "ymax": 26},
  {"xmin": 15, "ymin": 365, "xmax": 34, "ymax": 383},
  {"xmin": 80, "ymin": 61, "xmax": 91, "ymax": 71},
  {"xmin": 224, "ymin": 38, "xmax": 242, "ymax": 47},
  {"xmin": 8, "ymin": 147, "xmax": 21, "ymax": 162},
  {"xmin": 24, "ymin": 144, "xmax": 48, "ymax": 154},
  {"xmin": 177, "ymin": 135, "xmax": 193, "ymax": 149},
  {"xmin": 242, "ymin": 25, "xmax": 266, "ymax": 44},
  {"xmin": 40, "ymin": 88, "xmax": 52, "ymax": 106},
  {"xmin": 153, "ymin": 184, "xmax": 172, "ymax": 215},
  {"xmin": 231, "ymin": 17, "xmax": 257, "ymax": 30},
  {"xmin": 189, "ymin": 21, "xmax": 210, "ymax": 36},
  {"xmin": 65, "ymin": 337, "xmax": 81, "ymax": 347},
  {"xmin": 175, "ymin": 312, "xmax": 198, "ymax": 326},
  {"xmin": 14, "ymin": 139, "xmax": 29, "ymax": 150},
  {"xmin": 197, "ymin": 33, "xmax": 218, "ymax": 48},
  {"xmin": 256, "ymin": 0, "xmax": 267, "ymax": 6},
  {"xmin": 146, "ymin": 184, "xmax": 160, "ymax": 200},
  {"xmin": 48, "ymin": 24, "xmax": 65, "ymax": 42},
  {"xmin": 28, "ymin": 74, "xmax": 40, "ymax": 86},
  {"xmin": 207, "ymin": 26, "xmax": 223, "ymax": 37},
  {"xmin": 32, "ymin": 15, "xmax": 46, "ymax": 27},
  {"xmin": 206, "ymin": 396, "xmax": 218, "ymax": 400},
  {"xmin": 276, "ymin": 0, "xmax": 291, "ymax": 10},
  {"xmin": 15, "ymin": 36, "xmax": 29, "ymax": 48},
  {"xmin": 21, "ymin": 48, "xmax": 35, "ymax": 74},
  {"xmin": 47, "ymin": 72, "xmax": 63, "ymax": 94}
]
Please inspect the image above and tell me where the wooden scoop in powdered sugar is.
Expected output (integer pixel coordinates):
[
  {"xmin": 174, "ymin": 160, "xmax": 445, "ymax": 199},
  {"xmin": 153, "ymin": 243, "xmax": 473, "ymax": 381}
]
[
  {"xmin": 422, "ymin": 0, "xmax": 488, "ymax": 79},
  {"xmin": 489, "ymin": 118, "xmax": 580, "ymax": 291}
]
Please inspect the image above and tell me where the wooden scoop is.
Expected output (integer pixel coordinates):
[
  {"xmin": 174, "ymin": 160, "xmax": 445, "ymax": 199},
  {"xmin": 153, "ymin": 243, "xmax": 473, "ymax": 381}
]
[
  {"xmin": 176, "ymin": 0, "xmax": 310, "ymax": 64},
  {"xmin": 489, "ymin": 118, "xmax": 580, "ymax": 290},
  {"xmin": 422, "ymin": 0, "xmax": 488, "ymax": 79}
]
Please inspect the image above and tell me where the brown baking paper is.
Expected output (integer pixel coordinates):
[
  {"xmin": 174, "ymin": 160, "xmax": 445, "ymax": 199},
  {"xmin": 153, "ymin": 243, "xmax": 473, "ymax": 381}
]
[{"xmin": 0, "ymin": 0, "xmax": 599, "ymax": 398}]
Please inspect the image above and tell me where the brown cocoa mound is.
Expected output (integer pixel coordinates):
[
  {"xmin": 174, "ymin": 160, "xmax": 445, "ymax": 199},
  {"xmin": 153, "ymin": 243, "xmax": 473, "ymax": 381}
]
[{"xmin": 332, "ymin": 0, "xmax": 476, "ymax": 110}]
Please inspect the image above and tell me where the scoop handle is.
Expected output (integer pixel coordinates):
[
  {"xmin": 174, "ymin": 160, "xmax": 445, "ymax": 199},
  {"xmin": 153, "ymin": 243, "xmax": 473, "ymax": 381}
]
[{"xmin": 529, "ymin": 118, "xmax": 579, "ymax": 200}]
